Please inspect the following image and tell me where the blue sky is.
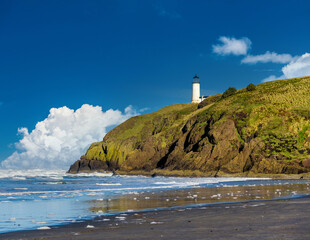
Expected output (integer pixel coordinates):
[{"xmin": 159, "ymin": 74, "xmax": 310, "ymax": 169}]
[{"xmin": 1, "ymin": 0, "xmax": 310, "ymax": 168}]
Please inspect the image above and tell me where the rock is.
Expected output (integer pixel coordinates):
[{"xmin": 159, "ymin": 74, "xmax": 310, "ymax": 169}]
[
  {"xmin": 68, "ymin": 77, "xmax": 310, "ymax": 176},
  {"xmin": 302, "ymin": 159, "xmax": 310, "ymax": 168}
]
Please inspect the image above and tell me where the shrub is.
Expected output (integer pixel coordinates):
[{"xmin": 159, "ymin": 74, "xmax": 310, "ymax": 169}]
[
  {"xmin": 246, "ymin": 83, "xmax": 256, "ymax": 91},
  {"xmin": 222, "ymin": 87, "xmax": 237, "ymax": 99}
]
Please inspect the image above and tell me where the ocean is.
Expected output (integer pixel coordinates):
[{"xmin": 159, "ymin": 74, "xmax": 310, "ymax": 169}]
[{"xmin": 0, "ymin": 169, "xmax": 309, "ymax": 233}]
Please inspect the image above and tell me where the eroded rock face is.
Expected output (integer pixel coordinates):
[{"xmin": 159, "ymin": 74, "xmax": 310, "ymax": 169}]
[
  {"xmin": 68, "ymin": 112, "xmax": 309, "ymax": 175},
  {"xmin": 68, "ymin": 157, "xmax": 113, "ymax": 173},
  {"xmin": 68, "ymin": 77, "xmax": 310, "ymax": 175}
]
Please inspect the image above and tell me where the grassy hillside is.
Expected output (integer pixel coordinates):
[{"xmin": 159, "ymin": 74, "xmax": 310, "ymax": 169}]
[
  {"xmin": 201, "ymin": 77, "xmax": 310, "ymax": 161},
  {"xmin": 69, "ymin": 76, "xmax": 310, "ymax": 176}
]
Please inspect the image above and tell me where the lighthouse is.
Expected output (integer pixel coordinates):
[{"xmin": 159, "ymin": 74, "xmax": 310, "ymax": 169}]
[{"xmin": 192, "ymin": 74, "xmax": 201, "ymax": 103}]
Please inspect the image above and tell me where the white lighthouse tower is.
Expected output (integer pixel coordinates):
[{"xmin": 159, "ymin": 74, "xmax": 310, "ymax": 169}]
[{"xmin": 192, "ymin": 74, "xmax": 201, "ymax": 103}]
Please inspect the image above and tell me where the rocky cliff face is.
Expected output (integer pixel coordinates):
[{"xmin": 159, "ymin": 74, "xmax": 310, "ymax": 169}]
[{"xmin": 68, "ymin": 77, "xmax": 310, "ymax": 175}]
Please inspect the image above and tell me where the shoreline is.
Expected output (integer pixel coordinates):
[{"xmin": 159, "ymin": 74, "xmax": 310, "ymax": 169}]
[
  {"xmin": 2, "ymin": 195, "xmax": 310, "ymax": 239},
  {"xmin": 2, "ymin": 174, "xmax": 308, "ymax": 235},
  {"xmin": 73, "ymin": 169, "xmax": 310, "ymax": 179}
]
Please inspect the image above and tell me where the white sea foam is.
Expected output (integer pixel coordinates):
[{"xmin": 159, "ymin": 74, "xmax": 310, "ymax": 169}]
[
  {"xmin": 37, "ymin": 226, "xmax": 51, "ymax": 230},
  {"xmin": 35, "ymin": 182, "xmax": 64, "ymax": 185},
  {"xmin": 154, "ymin": 181, "xmax": 177, "ymax": 185},
  {"xmin": 73, "ymin": 172, "xmax": 113, "ymax": 177},
  {"xmin": 0, "ymin": 176, "xmax": 270, "ymax": 198},
  {"xmin": 152, "ymin": 177, "xmax": 270, "ymax": 189},
  {"xmin": 0, "ymin": 169, "xmax": 67, "ymax": 179},
  {"xmin": 12, "ymin": 177, "xmax": 26, "ymax": 180},
  {"xmin": 96, "ymin": 183, "xmax": 121, "ymax": 186},
  {"xmin": 0, "ymin": 169, "xmax": 113, "ymax": 180}
]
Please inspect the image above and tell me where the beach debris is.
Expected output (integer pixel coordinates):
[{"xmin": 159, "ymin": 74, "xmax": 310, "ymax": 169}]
[
  {"xmin": 37, "ymin": 226, "xmax": 51, "ymax": 230},
  {"xmin": 150, "ymin": 221, "xmax": 164, "ymax": 225},
  {"xmin": 9, "ymin": 218, "xmax": 16, "ymax": 221},
  {"xmin": 115, "ymin": 216, "xmax": 126, "ymax": 220},
  {"xmin": 86, "ymin": 225, "xmax": 95, "ymax": 228}
]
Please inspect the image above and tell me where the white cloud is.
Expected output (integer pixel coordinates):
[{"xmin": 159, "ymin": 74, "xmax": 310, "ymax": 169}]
[
  {"xmin": 1, "ymin": 104, "xmax": 138, "ymax": 170},
  {"xmin": 262, "ymin": 53, "xmax": 310, "ymax": 82},
  {"xmin": 212, "ymin": 36, "xmax": 251, "ymax": 56},
  {"xmin": 282, "ymin": 53, "xmax": 310, "ymax": 78},
  {"xmin": 211, "ymin": 36, "xmax": 310, "ymax": 82},
  {"xmin": 261, "ymin": 75, "xmax": 278, "ymax": 83},
  {"xmin": 242, "ymin": 51, "xmax": 294, "ymax": 64}
]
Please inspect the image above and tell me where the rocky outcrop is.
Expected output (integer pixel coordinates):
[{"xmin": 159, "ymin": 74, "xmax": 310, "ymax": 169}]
[{"xmin": 68, "ymin": 77, "xmax": 310, "ymax": 175}]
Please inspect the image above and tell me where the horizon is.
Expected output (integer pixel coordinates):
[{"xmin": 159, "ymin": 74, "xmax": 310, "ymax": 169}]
[{"xmin": 1, "ymin": 0, "xmax": 310, "ymax": 169}]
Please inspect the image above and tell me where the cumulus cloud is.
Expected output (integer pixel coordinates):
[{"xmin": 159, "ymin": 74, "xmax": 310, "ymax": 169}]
[
  {"xmin": 242, "ymin": 51, "xmax": 294, "ymax": 64},
  {"xmin": 282, "ymin": 53, "xmax": 310, "ymax": 78},
  {"xmin": 1, "ymin": 104, "xmax": 138, "ymax": 170},
  {"xmin": 262, "ymin": 53, "xmax": 310, "ymax": 82},
  {"xmin": 212, "ymin": 36, "xmax": 251, "ymax": 56}
]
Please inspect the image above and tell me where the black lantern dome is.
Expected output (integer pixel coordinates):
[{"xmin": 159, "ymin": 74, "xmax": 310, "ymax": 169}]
[{"xmin": 193, "ymin": 74, "xmax": 199, "ymax": 83}]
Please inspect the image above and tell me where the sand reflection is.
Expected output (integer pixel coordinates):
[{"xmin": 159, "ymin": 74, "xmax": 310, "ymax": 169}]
[{"xmin": 89, "ymin": 181, "xmax": 310, "ymax": 213}]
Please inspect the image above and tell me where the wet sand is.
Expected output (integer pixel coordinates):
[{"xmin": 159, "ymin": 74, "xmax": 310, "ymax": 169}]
[
  {"xmin": 88, "ymin": 181, "xmax": 310, "ymax": 213},
  {"xmin": 2, "ymin": 195, "xmax": 310, "ymax": 240}
]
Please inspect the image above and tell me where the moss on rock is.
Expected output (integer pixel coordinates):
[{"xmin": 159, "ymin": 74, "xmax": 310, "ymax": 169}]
[{"xmin": 68, "ymin": 76, "xmax": 310, "ymax": 175}]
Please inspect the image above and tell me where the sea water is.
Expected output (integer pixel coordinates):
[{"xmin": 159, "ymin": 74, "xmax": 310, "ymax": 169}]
[{"xmin": 0, "ymin": 169, "xmax": 309, "ymax": 233}]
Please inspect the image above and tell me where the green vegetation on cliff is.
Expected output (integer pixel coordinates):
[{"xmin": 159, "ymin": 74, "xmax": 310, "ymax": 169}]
[{"xmin": 69, "ymin": 76, "xmax": 310, "ymax": 175}]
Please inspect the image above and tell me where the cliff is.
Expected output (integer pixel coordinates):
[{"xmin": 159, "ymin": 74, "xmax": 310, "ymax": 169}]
[{"xmin": 68, "ymin": 76, "xmax": 310, "ymax": 176}]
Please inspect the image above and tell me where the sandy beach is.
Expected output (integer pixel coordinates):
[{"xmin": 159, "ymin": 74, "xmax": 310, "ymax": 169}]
[{"xmin": 2, "ymin": 195, "xmax": 310, "ymax": 240}]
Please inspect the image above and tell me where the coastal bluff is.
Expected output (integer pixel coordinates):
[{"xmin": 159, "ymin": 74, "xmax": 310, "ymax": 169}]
[{"xmin": 68, "ymin": 76, "xmax": 310, "ymax": 176}]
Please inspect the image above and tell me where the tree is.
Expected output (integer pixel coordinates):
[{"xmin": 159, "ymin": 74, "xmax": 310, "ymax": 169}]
[
  {"xmin": 222, "ymin": 87, "xmax": 237, "ymax": 99},
  {"xmin": 246, "ymin": 83, "xmax": 256, "ymax": 91}
]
